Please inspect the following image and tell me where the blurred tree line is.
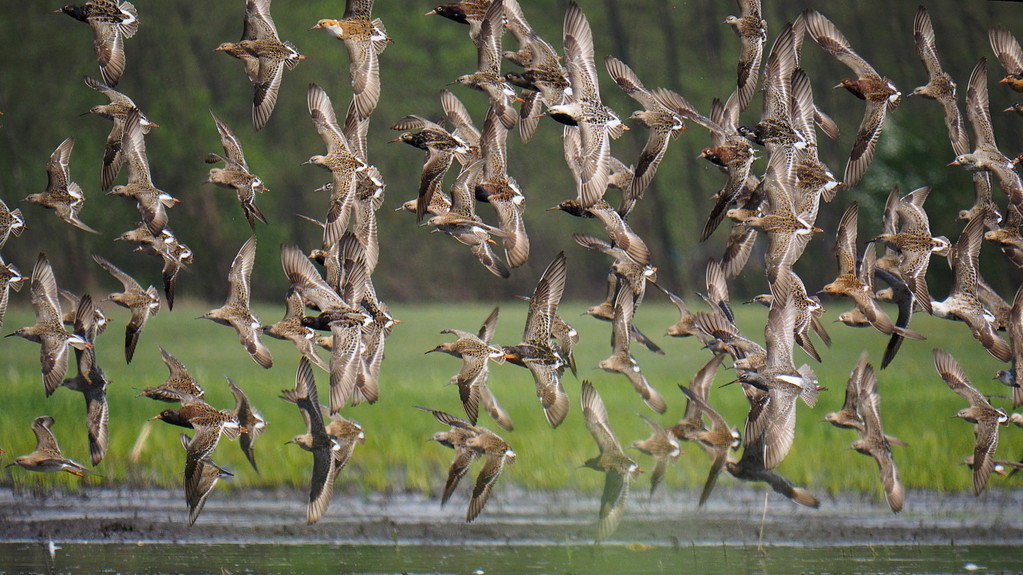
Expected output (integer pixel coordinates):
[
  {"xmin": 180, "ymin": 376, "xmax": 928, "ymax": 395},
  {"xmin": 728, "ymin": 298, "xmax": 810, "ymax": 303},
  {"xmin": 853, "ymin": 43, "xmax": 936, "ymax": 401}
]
[{"xmin": 0, "ymin": 0, "xmax": 1021, "ymax": 306}]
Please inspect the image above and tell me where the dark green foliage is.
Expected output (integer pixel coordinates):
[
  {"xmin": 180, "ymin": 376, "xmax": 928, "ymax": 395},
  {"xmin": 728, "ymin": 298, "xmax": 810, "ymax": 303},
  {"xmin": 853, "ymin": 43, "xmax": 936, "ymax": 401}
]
[{"xmin": 0, "ymin": 0, "xmax": 1021, "ymax": 305}]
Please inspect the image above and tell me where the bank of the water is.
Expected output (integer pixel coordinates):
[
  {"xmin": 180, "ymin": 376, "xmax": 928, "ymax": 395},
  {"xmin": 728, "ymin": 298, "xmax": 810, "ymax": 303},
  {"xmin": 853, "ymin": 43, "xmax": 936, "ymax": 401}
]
[{"xmin": 2, "ymin": 486, "xmax": 1021, "ymax": 547}]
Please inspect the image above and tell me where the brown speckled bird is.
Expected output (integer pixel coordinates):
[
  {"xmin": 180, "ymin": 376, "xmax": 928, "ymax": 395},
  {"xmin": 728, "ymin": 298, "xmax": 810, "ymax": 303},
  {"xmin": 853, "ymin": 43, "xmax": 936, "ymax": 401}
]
[
  {"xmin": 910, "ymin": 7, "xmax": 969, "ymax": 156},
  {"xmin": 200, "ymin": 236, "xmax": 273, "ymax": 369},
  {"xmin": 804, "ymin": 9, "xmax": 901, "ymax": 187},
  {"xmin": 92, "ymin": 254, "xmax": 159, "ymax": 364},
  {"xmin": 989, "ymin": 26, "xmax": 1023, "ymax": 94},
  {"xmin": 6, "ymin": 254, "xmax": 92, "ymax": 396},
  {"xmin": 933, "ymin": 349, "xmax": 1009, "ymax": 495},
  {"xmin": 25, "ymin": 138, "xmax": 98, "ymax": 234},
  {"xmin": 7, "ymin": 416, "xmax": 87, "ymax": 477},
  {"xmin": 217, "ymin": 0, "xmax": 304, "ymax": 130},
  {"xmin": 418, "ymin": 406, "xmax": 515, "ymax": 523},
  {"xmin": 850, "ymin": 358, "xmax": 904, "ymax": 513},
  {"xmin": 280, "ymin": 358, "xmax": 342, "ymax": 525},
  {"xmin": 310, "ymin": 0, "xmax": 392, "ymax": 120},
  {"xmin": 56, "ymin": 0, "xmax": 139, "ymax": 87}
]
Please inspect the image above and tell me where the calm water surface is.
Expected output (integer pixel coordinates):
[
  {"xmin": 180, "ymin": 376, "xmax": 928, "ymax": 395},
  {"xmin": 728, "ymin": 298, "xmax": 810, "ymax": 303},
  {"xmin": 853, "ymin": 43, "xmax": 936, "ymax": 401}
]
[{"xmin": 1, "ymin": 542, "xmax": 1019, "ymax": 575}]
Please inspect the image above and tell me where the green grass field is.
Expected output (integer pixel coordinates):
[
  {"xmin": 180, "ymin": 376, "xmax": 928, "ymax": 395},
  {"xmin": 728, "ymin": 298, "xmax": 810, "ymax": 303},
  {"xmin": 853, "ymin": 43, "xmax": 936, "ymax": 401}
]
[{"xmin": 1, "ymin": 298, "xmax": 1019, "ymax": 505}]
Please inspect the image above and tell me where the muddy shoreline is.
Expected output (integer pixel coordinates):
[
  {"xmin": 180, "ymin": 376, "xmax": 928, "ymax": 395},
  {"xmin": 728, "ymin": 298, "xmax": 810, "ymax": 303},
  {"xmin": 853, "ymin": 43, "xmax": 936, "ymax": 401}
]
[{"xmin": 2, "ymin": 486, "xmax": 1022, "ymax": 546}]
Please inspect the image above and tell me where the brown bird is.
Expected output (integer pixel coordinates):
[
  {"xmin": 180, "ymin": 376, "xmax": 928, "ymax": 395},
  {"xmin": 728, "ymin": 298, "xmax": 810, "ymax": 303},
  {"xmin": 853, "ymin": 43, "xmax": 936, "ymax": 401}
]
[
  {"xmin": 82, "ymin": 75, "xmax": 158, "ymax": 190},
  {"xmin": 605, "ymin": 55, "xmax": 722, "ymax": 202},
  {"xmin": 825, "ymin": 350, "xmax": 871, "ymax": 431},
  {"xmin": 92, "ymin": 254, "xmax": 159, "ymax": 364},
  {"xmin": 598, "ymin": 280, "xmax": 667, "ymax": 414},
  {"xmin": 737, "ymin": 23, "xmax": 805, "ymax": 153},
  {"xmin": 7, "ymin": 416, "xmax": 87, "ymax": 477},
  {"xmin": 994, "ymin": 285, "xmax": 1023, "ymax": 409},
  {"xmin": 820, "ymin": 203, "xmax": 921, "ymax": 340},
  {"xmin": 59, "ymin": 293, "xmax": 110, "ymax": 466},
  {"xmin": 989, "ymin": 26, "xmax": 1023, "ymax": 94},
  {"xmin": 417, "ymin": 406, "xmax": 516, "ymax": 523},
  {"xmin": 200, "ymin": 236, "xmax": 273, "ymax": 369},
  {"xmin": 280, "ymin": 358, "xmax": 342, "ymax": 525},
  {"xmin": 630, "ymin": 414, "xmax": 680, "ymax": 495},
  {"xmin": 930, "ymin": 213, "xmax": 1012, "ymax": 363},
  {"xmin": 580, "ymin": 381, "xmax": 642, "ymax": 543},
  {"xmin": 310, "ymin": 0, "xmax": 392, "ymax": 120},
  {"xmin": 228, "ymin": 378, "xmax": 266, "ymax": 473},
  {"xmin": 695, "ymin": 311, "xmax": 766, "ymax": 375},
  {"xmin": 0, "ymin": 254, "xmax": 27, "ymax": 333},
  {"xmin": 217, "ymin": 0, "xmax": 304, "ymax": 130},
  {"xmin": 804, "ymin": 9, "xmax": 901, "ymax": 187},
  {"xmin": 669, "ymin": 354, "xmax": 727, "ymax": 443},
  {"xmin": 280, "ymin": 242, "xmax": 369, "ymax": 413},
  {"xmin": 151, "ymin": 398, "xmax": 244, "ymax": 523},
  {"xmin": 650, "ymin": 281, "xmax": 700, "ymax": 340},
  {"xmin": 737, "ymin": 281, "xmax": 816, "ymax": 472},
  {"xmin": 426, "ymin": 0, "xmax": 493, "ymax": 41},
  {"xmin": 427, "ymin": 306, "xmax": 508, "ymax": 428},
  {"xmin": 108, "ymin": 108, "xmax": 178, "ymax": 236},
  {"xmin": 305, "ymin": 83, "xmax": 372, "ymax": 236},
  {"xmin": 700, "ymin": 90, "xmax": 759, "ymax": 241},
  {"xmin": 724, "ymin": 0, "xmax": 767, "ymax": 113},
  {"xmin": 115, "ymin": 225, "xmax": 191, "ymax": 311},
  {"xmin": 0, "ymin": 197, "xmax": 26, "ymax": 250},
  {"xmin": 56, "ymin": 0, "xmax": 139, "ymax": 87},
  {"xmin": 933, "ymin": 349, "xmax": 1009, "ymax": 496},
  {"xmin": 547, "ymin": 1, "xmax": 627, "ymax": 208},
  {"xmin": 910, "ymin": 6, "xmax": 969, "ymax": 156},
  {"xmin": 549, "ymin": 197, "xmax": 651, "ymax": 267},
  {"xmin": 206, "ymin": 111, "xmax": 268, "ymax": 229},
  {"xmin": 502, "ymin": 0, "xmax": 570, "ymax": 142},
  {"xmin": 261, "ymin": 292, "xmax": 331, "ymax": 373},
  {"xmin": 6, "ymin": 254, "xmax": 92, "ymax": 396},
  {"xmin": 748, "ymin": 271, "xmax": 831, "ymax": 363},
  {"xmin": 138, "ymin": 347, "xmax": 205, "ymax": 402},
  {"xmin": 427, "ymin": 416, "xmax": 481, "ymax": 506},
  {"xmin": 389, "ymin": 107, "xmax": 471, "ymax": 222},
  {"xmin": 25, "ymin": 137, "xmax": 98, "ymax": 234},
  {"xmin": 177, "ymin": 432, "xmax": 233, "ymax": 526},
  {"xmin": 450, "ymin": 0, "xmax": 518, "ymax": 130},
  {"xmin": 677, "ymin": 384, "xmax": 741, "ymax": 507},
  {"xmin": 870, "ymin": 186, "xmax": 950, "ymax": 315},
  {"xmin": 469, "ymin": 116, "xmax": 529, "ymax": 273},
  {"xmin": 503, "ymin": 252, "xmax": 572, "ymax": 427},
  {"xmin": 951, "ymin": 58, "xmax": 1023, "ymax": 228},
  {"xmin": 850, "ymin": 358, "xmax": 904, "ymax": 513}
]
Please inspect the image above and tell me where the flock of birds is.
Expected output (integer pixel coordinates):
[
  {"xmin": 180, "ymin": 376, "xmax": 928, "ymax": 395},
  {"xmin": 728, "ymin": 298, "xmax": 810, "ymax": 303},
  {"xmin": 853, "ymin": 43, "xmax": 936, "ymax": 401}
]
[{"xmin": 2, "ymin": 0, "xmax": 1023, "ymax": 544}]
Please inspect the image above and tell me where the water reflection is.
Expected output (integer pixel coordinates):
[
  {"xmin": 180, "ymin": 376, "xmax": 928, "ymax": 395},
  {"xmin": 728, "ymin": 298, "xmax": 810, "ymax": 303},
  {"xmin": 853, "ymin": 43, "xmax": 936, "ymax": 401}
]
[{"xmin": 0, "ymin": 542, "xmax": 1019, "ymax": 575}]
